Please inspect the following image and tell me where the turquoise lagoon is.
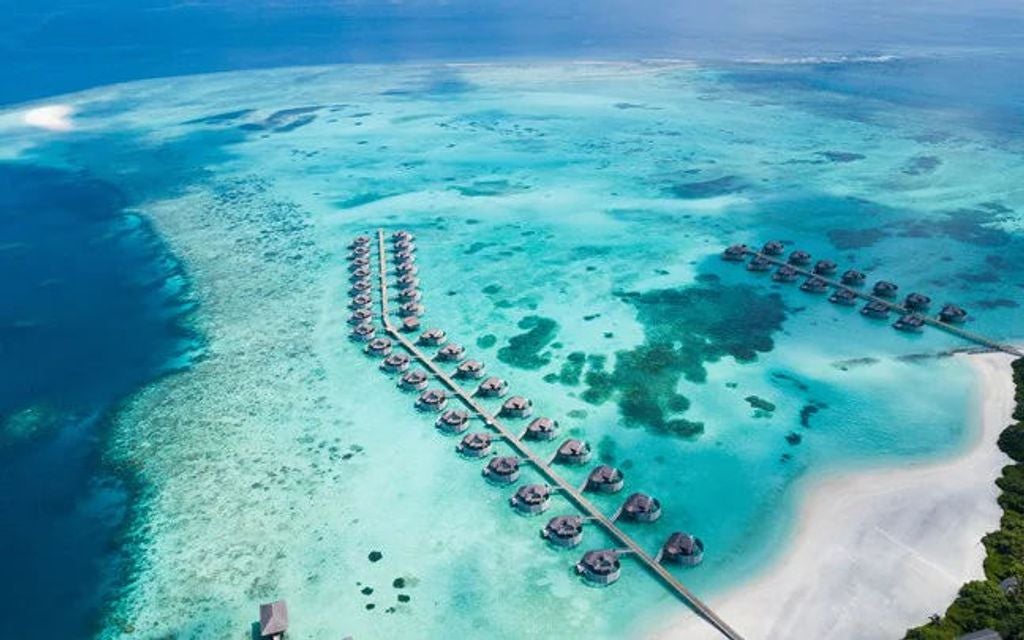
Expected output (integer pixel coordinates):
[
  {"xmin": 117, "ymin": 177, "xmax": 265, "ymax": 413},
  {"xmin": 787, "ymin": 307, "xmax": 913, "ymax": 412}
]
[{"xmin": 3, "ymin": 59, "xmax": 1023, "ymax": 638}]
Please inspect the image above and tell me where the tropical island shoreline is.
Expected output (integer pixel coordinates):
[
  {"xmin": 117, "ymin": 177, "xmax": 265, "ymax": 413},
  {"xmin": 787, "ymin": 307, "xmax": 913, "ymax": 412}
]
[{"xmin": 646, "ymin": 350, "xmax": 1018, "ymax": 640}]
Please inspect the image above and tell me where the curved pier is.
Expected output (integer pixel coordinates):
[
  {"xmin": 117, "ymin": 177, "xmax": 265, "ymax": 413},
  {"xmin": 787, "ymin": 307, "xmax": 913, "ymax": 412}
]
[{"xmin": 374, "ymin": 230, "xmax": 744, "ymax": 640}]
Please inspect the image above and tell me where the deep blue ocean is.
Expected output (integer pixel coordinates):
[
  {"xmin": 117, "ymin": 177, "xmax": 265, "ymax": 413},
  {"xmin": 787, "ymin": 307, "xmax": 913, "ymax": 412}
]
[
  {"xmin": 0, "ymin": 164, "xmax": 196, "ymax": 636},
  {"xmin": 1, "ymin": 1, "xmax": 1022, "ymax": 637}
]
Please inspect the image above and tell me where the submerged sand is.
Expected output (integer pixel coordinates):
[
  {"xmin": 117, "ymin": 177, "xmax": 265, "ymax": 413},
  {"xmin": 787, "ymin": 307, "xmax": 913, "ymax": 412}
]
[{"xmin": 649, "ymin": 350, "xmax": 1016, "ymax": 640}]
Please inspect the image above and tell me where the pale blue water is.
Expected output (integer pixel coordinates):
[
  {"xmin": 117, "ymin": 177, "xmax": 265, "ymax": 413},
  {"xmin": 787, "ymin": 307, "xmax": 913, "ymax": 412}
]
[
  {"xmin": 1, "ymin": 55, "xmax": 1019, "ymax": 638},
  {"xmin": 1, "ymin": 3, "xmax": 1023, "ymax": 638}
]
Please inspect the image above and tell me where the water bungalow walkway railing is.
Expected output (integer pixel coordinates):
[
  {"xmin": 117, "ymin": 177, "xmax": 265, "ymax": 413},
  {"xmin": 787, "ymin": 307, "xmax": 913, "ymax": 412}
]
[
  {"xmin": 372, "ymin": 229, "xmax": 745, "ymax": 640},
  {"xmin": 737, "ymin": 247, "xmax": 1023, "ymax": 358}
]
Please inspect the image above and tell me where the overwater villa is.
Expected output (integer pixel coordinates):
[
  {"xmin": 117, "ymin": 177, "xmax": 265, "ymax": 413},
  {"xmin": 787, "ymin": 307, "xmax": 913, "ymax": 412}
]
[
  {"xmin": 813, "ymin": 259, "xmax": 837, "ymax": 275},
  {"xmin": 620, "ymin": 492, "xmax": 662, "ymax": 522},
  {"xmin": 381, "ymin": 352, "xmax": 411, "ymax": 373},
  {"xmin": 905, "ymin": 292, "xmax": 932, "ymax": 310},
  {"xmin": 350, "ymin": 279, "xmax": 372, "ymax": 295},
  {"xmin": 457, "ymin": 432, "xmax": 493, "ymax": 457},
  {"xmin": 722, "ymin": 244, "xmax": 748, "ymax": 261},
  {"xmin": 365, "ymin": 337, "xmax": 392, "ymax": 356},
  {"xmin": 350, "ymin": 293, "xmax": 372, "ymax": 309},
  {"xmin": 350, "ymin": 235, "xmax": 370, "ymax": 247},
  {"xmin": 349, "ymin": 255, "xmax": 370, "ymax": 269},
  {"xmin": 348, "ymin": 308, "xmax": 373, "ymax": 324},
  {"xmin": 510, "ymin": 484, "xmax": 552, "ymax": 514},
  {"xmin": 500, "ymin": 396, "xmax": 533, "ymax": 418},
  {"xmin": 762, "ymin": 240, "xmax": 785, "ymax": 255},
  {"xmin": 524, "ymin": 417, "xmax": 559, "ymax": 440},
  {"xmin": 661, "ymin": 532, "xmax": 705, "ymax": 566},
  {"xmin": 556, "ymin": 439, "xmax": 592, "ymax": 465},
  {"xmin": 861, "ymin": 300, "xmax": 891, "ymax": 318},
  {"xmin": 349, "ymin": 245, "xmax": 370, "ymax": 258},
  {"xmin": 394, "ymin": 249, "xmax": 415, "ymax": 264},
  {"xmin": 476, "ymin": 376, "xmax": 510, "ymax": 398},
  {"xmin": 576, "ymin": 549, "xmax": 621, "ymax": 585},
  {"xmin": 828, "ymin": 287, "xmax": 858, "ymax": 306},
  {"xmin": 436, "ymin": 409, "xmax": 471, "ymax": 435},
  {"xmin": 394, "ymin": 239, "xmax": 415, "ymax": 252},
  {"xmin": 351, "ymin": 323, "xmax": 376, "ymax": 341},
  {"xmin": 585, "ymin": 465, "xmax": 625, "ymax": 493},
  {"xmin": 940, "ymin": 303, "xmax": 968, "ymax": 323},
  {"xmin": 392, "ymin": 230, "xmax": 413, "ymax": 242},
  {"xmin": 788, "ymin": 250, "xmax": 812, "ymax": 266},
  {"xmin": 350, "ymin": 266, "xmax": 371, "ymax": 280},
  {"xmin": 398, "ymin": 287, "xmax": 421, "ymax": 302},
  {"xmin": 772, "ymin": 264, "xmax": 799, "ymax": 282},
  {"xmin": 396, "ymin": 261, "xmax": 418, "ymax": 276},
  {"xmin": 399, "ymin": 369, "xmax": 429, "ymax": 391},
  {"xmin": 401, "ymin": 316, "xmax": 421, "ymax": 332},
  {"xmin": 399, "ymin": 302, "xmax": 424, "ymax": 317},
  {"xmin": 841, "ymin": 269, "xmax": 866, "ymax": 285},
  {"xmin": 543, "ymin": 515, "xmax": 584, "ymax": 548},
  {"xmin": 416, "ymin": 388, "xmax": 448, "ymax": 412},
  {"xmin": 258, "ymin": 600, "xmax": 289, "ymax": 640},
  {"xmin": 455, "ymin": 359, "xmax": 487, "ymax": 379},
  {"xmin": 873, "ymin": 280, "xmax": 899, "ymax": 297},
  {"xmin": 800, "ymin": 276, "xmax": 829, "ymax": 293},
  {"xmin": 483, "ymin": 455, "xmax": 521, "ymax": 484},
  {"xmin": 747, "ymin": 255, "xmax": 772, "ymax": 272},
  {"xmin": 397, "ymin": 274, "xmax": 420, "ymax": 288},
  {"xmin": 419, "ymin": 328, "xmax": 448, "ymax": 346},
  {"xmin": 436, "ymin": 342, "xmax": 466, "ymax": 362},
  {"xmin": 894, "ymin": 313, "xmax": 926, "ymax": 332}
]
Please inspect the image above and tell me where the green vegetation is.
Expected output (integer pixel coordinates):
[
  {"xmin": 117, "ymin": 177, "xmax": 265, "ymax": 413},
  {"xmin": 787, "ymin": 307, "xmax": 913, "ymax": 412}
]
[{"xmin": 906, "ymin": 358, "xmax": 1024, "ymax": 639}]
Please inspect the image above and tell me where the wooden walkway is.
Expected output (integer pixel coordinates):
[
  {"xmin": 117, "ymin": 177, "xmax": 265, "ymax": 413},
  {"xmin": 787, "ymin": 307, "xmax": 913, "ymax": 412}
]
[
  {"xmin": 373, "ymin": 230, "xmax": 745, "ymax": 640},
  {"xmin": 741, "ymin": 248, "xmax": 1024, "ymax": 358}
]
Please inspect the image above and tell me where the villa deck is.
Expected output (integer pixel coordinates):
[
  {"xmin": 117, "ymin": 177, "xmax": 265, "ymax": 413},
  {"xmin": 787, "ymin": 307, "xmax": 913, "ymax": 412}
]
[{"xmin": 368, "ymin": 229, "xmax": 745, "ymax": 640}]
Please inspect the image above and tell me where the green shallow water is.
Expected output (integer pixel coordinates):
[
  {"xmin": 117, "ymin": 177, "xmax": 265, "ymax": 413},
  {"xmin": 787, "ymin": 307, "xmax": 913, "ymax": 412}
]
[{"xmin": 2, "ymin": 60, "xmax": 1021, "ymax": 639}]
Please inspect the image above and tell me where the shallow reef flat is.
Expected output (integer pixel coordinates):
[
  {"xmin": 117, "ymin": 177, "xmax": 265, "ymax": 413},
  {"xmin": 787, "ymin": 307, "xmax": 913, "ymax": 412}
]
[{"xmin": 1, "ymin": 59, "xmax": 1020, "ymax": 638}]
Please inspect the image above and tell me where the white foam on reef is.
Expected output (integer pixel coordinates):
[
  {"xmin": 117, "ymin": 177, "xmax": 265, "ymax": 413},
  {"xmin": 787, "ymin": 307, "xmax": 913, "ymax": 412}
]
[
  {"xmin": 14, "ymin": 61, "xmax": 1020, "ymax": 639},
  {"xmin": 21, "ymin": 104, "xmax": 75, "ymax": 131},
  {"xmin": 740, "ymin": 54, "xmax": 901, "ymax": 65}
]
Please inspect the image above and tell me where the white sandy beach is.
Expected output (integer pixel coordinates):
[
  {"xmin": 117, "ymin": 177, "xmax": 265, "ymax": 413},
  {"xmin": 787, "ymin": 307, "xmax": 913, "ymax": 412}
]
[{"xmin": 649, "ymin": 351, "xmax": 1018, "ymax": 640}]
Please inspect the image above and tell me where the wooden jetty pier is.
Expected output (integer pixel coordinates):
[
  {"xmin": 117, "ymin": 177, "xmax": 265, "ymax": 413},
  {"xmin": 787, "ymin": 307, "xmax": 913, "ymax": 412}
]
[
  {"xmin": 734, "ymin": 245, "xmax": 1023, "ymax": 358},
  {"xmin": 369, "ymin": 230, "xmax": 745, "ymax": 640}
]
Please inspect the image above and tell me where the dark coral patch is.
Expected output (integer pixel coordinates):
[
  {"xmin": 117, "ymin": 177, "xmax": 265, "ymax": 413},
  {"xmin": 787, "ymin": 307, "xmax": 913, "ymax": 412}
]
[
  {"xmin": 745, "ymin": 395, "xmax": 776, "ymax": 418},
  {"xmin": 800, "ymin": 401, "xmax": 827, "ymax": 427},
  {"xmin": 974, "ymin": 299, "xmax": 1020, "ymax": 310},
  {"xmin": 580, "ymin": 283, "xmax": 785, "ymax": 437},
  {"xmin": 902, "ymin": 155, "xmax": 942, "ymax": 175},
  {"xmin": 496, "ymin": 316, "xmax": 559, "ymax": 370},
  {"xmin": 666, "ymin": 175, "xmax": 746, "ymax": 199},
  {"xmin": 827, "ymin": 227, "xmax": 888, "ymax": 249},
  {"xmin": 558, "ymin": 352, "xmax": 587, "ymax": 385},
  {"xmin": 818, "ymin": 151, "xmax": 865, "ymax": 163},
  {"xmin": 894, "ymin": 207, "xmax": 1011, "ymax": 247}
]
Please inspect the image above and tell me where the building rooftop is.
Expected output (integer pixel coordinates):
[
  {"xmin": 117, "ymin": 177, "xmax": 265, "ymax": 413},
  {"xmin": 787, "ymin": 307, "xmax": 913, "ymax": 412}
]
[
  {"xmin": 545, "ymin": 515, "xmax": 584, "ymax": 539},
  {"xmin": 579, "ymin": 549, "xmax": 620, "ymax": 575},
  {"xmin": 259, "ymin": 600, "xmax": 288, "ymax": 638},
  {"xmin": 486, "ymin": 455, "xmax": 520, "ymax": 476}
]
